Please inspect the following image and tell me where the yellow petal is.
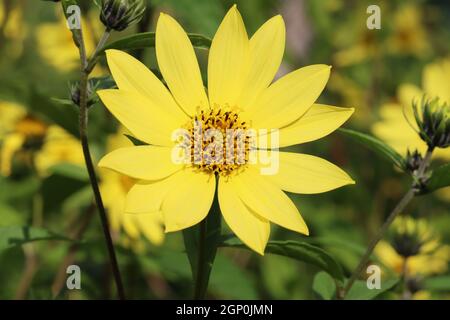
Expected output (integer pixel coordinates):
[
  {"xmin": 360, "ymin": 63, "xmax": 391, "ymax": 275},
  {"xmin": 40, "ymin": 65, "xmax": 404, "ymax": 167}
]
[
  {"xmin": 238, "ymin": 15, "xmax": 285, "ymax": 110},
  {"xmin": 398, "ymin": 84, "xmax": 423, "ymax": 108},
  {"xmin": 126, "ymin": 172, "xmax": 181, "ymax": 213},
  {"xmin": 156, "ymin": 13, "xmax": 209, "ymax": 115},
  {"xmin": 234, "ymin": 167, "xmax": 308, "ymax": 235},
  {"xmin": 263, "ymin": 152, "xmax": 355, "ymax": 194},
  {"xmin": 98, "ymin": 146, "xmax": 180, "ymax": 181},
  {"xmin": 97, "ymin": 89, "xmax": 179, "ymax": 146},
  {"xmin": 133, "ymin": 212, "xmax": 165, "ymax": 246},
  {"xmin": 0, "ymin": 133, "xmax": 24, "ymax": 176},
  {"xmin": 208, "ymin": 5, "xmax": 249, "ymax": 107},
  {"xmin": 272, "ymin": 104, "xmax": 354, "ymax": 147},
  {"xmin": 249, "ymin": 65, "xmax": 331, "ymax": 129},
  {"xmin": 162, "ymin": 169, "xmax": 215, "ymax": 232},
  {"xmin": 122, "ymin": 213, "xmax": 141, "ymax": 239},
  {"xmin": 105, "ymin": 49, "xmax": 188, "ymax": 121},
  {"xmin": 422, "ymin": 59, "xmax": 450, "ymax": 103},
  {"xmin": 218, "ymin": 177, "xmax": 270, "ymax": 255}
]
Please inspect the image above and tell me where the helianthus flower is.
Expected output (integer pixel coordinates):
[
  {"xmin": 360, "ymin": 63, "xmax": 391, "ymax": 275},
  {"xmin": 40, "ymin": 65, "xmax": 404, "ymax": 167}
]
[
  {"xmin": 0, "ymin": 100, "xmax": 83, "ymax": 176},
  {"xmin": 100, "ymin": 127, "xmax": 164, "ymax": 246},
  {"xmin": 98, "ymin": 6, "xmax": 354, "ymax": 254},
  {"xmin": 372, "ymin": 58, "xmax": 450, "ymax": 161}
]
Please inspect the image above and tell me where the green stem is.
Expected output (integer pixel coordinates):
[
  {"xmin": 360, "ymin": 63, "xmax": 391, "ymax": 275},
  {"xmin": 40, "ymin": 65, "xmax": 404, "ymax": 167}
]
[
  {"xmin": 341, "ymin": 147, "xmax": 434, "ymax": 298},
  {"xmin": 194, "ymin": 218, "xmax": 208, "ymax": 299},
  {"xmin": 85, "ymin": 28, "xmax": 111, "ymax": 74},
  {"xmin": 401, "ymin": 258, "xmax": 411, "ymax": 300}
]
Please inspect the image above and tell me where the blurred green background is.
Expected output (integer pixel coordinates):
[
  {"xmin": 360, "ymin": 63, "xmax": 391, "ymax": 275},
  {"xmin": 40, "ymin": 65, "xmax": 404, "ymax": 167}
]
[{"xmin": 0, "ymin": 0, "xmax": 449, "ymax": 300}]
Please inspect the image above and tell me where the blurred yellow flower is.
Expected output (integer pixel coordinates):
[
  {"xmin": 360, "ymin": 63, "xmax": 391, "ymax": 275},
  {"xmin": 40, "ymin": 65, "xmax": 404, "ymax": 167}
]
[
  {"xmin": 36, "ymin": 10, "xmax": 104, "ymax": 75},
  {"xmin": 333, "ymin": 3, "xmax": 429, "ymax": 67},
  {"xmin": 100, "ymin": 128, "xmax": 165, "ymax": 246},
  {"xmin": 387, "ymin": 4, "xmax": 430, "ymax": 58},
  {"xmin": 97, "ymin": 6, "xmax": 355, "ymax": 255},
  {"xmin": 0, "ymin": 100, "xmax": 83, "ymax": 176},
  {"xmin": 375, "ymin": 216, "xmax": 450, "ymax": 277},
  {"xmin": 372, "ymin": 58, "xmax": 450, "ymax": 161}
]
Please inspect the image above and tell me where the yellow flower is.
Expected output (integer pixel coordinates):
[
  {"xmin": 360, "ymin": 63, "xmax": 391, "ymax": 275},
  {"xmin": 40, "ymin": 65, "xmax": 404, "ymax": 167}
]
[
  {"xmin": 372, "ymin": 58, "xmax": 450, "ymax": 161},
  {"xmin": 387, "ymin": 4, "xmax": 430, "ymax": 58},
  {"xmin": 100, "ymin": 128, "xmax": 165, "ymax": 246},
  {"xmin": 97, "ymin": 6, "xmax": 355, "ymax": 255},
  {"xmin": 375, "ymin": 216, "xmax": 450, "ymax": 277},
  {"xmin": 0, "ymin": 101, "xmax": 83, "ymax": 176}
]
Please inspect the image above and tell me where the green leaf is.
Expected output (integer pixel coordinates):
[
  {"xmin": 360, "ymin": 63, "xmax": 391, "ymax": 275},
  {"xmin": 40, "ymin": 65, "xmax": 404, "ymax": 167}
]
[
  {"xmin": 48, "ymin": 163, "xmax": 89, "ymax": 182},
  {"xmin": 0, "ymin": 176, "xmax": 41, "ymax": 201},
  {"xmin": 183, "ymin": 185, "xmax": 221, "ymax": 297},
  {"xmin": 313, "ymin": 271, "xmax": 336, "ymax": 300},
  {"xmin": 0, "ymin": 226, "xmax": 70, "ymax": 252},
  {"xmin": 345, "ymin": 277, "xmax": 399, "ymax": 300},
  {"xmin": 101, "ymin": 32, "xmax": 211, "ymax": 53},
  {"xmin": 220, "ymin": 237, "xmax": 345, "ymax": 283},
  {"xmin": 338, "ymin": 128, "xmax": 405, "ymax": 170},
  {"xmin": 51, "ymin": 98, "xmax": 75, "ymax": 107},
  {"xmin": 423, "ymin": 163, "xmax": 450, "ymax": 193},
  {"xmin": 423, "ymin": 275, "xmax": 450, "ymax": 291}
]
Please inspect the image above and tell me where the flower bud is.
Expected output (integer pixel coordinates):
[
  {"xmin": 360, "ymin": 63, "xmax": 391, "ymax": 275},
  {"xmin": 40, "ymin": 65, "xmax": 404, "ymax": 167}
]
[
  {"xmin": 412, "ymin": 96, "xmax": 450, "ymax": 149},
  {"xmin": 100, "ymin": 0, "xmax": 146, "ymax": 31},
  {"xmin": 405, "ymin": 149, "xmax": 422, "ymax": 173},
  {"xmin": 69, "ymin": 80, "xmax": 95, "ymax": 107}
]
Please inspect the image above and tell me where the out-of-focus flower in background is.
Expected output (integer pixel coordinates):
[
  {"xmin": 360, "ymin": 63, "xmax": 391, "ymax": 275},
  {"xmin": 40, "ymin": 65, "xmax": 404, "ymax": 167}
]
[
  {"xmin": 387, "ymin": 4, "xmax": 430, "ymax": 58},
  {"xmin": 0, "ymin": 100, "xmax": 83, "ymax": 177},
  {"xmin": 375, "ymin": 216, "xmax": 450, "ymax": 299},
  {"xmin": 100, "ymin": 127, "xmax": 165, "ymax": 248}
]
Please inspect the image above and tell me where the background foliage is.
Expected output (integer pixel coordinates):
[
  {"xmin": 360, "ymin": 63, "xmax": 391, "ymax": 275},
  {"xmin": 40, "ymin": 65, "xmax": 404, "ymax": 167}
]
[{"xmin": 0, "ymin": 0, "xmax": 449, "ymax": 300}]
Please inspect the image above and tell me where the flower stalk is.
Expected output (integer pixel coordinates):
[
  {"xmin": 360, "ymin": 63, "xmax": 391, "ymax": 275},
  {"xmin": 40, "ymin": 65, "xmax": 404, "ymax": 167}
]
[
  {"xmin": 72, "ymin": 24, "xmax": 125, "ymax": 300},
  {"xmin": 340, "ymin": 147, "xmax": 434, "ymax": 299}
]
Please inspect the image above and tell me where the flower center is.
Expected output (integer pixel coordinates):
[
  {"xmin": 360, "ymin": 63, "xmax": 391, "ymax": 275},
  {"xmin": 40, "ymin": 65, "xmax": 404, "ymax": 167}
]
[{"xmin": 184, "ymin": 108, "xmax": 251, "ymax": 175}]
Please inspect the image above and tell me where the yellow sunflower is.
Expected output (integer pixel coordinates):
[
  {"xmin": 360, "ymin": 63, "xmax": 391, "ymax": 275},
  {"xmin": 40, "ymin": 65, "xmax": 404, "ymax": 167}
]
[
  {"xmin": 0, "ymin": 100, "xmax": 83, "ymax": 176},
  {"xmin": 97, "ymin": 6, "xmax": 354, "ymax": 255},
  {"xmin": 372, "ymin": 58, "xmax": 450, "ymax": 161},
  {"xmin": 100, "ymin": 127, "xmax": 165, "ymax": 246}
]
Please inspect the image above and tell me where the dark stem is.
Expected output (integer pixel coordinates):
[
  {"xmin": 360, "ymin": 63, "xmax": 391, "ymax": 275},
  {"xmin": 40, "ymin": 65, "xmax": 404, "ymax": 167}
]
[
  {"xmin": 341, "ymin": 188, "xmax": 415, "ymax": 297},
  {"xmin": 401, "ymin": 258, "xmax": 411, "ymax": 300},
  {"xmin": 341, "ymin": 147, "xmax": 434, "ymax": 298},
  {"xmin": 194, "ymin": 218, "xmax": 208, "ymax": 300},
  {"xmin": 73, "ymin": 23, "xmax": 125, "ymax": 299},
  {"xmin": 79, "ymin": 71, "xmax": 125, "ymax": 300}
]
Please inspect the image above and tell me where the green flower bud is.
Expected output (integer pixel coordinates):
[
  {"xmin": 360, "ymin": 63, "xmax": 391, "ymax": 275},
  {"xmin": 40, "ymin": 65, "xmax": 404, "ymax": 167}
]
[
  {"xmin": 100, "ymin": 0, "xmax": 146, "ymax": 31},
  {"xmin": 412, "ymin": 96, "xmax": 450, "ymax": 149},
  {"xmin": 69, "ymin": 80, "xmax": 95, "ymax": 107},
  {"xmin": 405, "ymin": 149, "xmax": 422, "ymax": 173}
]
